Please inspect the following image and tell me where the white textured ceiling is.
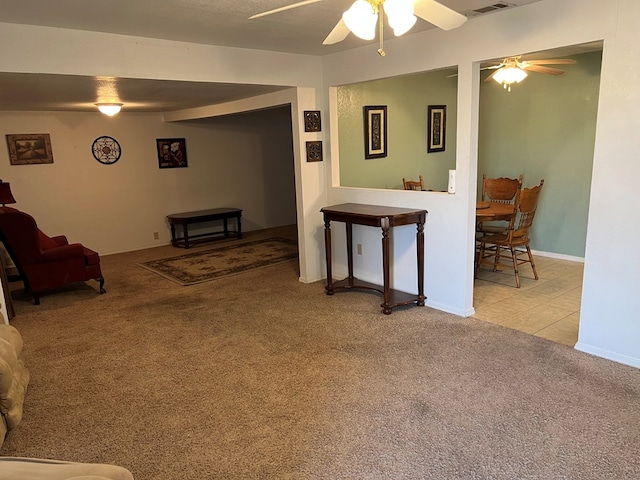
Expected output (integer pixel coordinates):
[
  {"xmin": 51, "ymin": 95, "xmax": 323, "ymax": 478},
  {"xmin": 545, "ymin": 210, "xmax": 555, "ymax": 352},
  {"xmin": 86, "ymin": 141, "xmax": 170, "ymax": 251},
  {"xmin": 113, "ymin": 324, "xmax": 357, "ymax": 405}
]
[{"xmin": 0, "ymin": 0, "xmax": 546, "ymax": 113}]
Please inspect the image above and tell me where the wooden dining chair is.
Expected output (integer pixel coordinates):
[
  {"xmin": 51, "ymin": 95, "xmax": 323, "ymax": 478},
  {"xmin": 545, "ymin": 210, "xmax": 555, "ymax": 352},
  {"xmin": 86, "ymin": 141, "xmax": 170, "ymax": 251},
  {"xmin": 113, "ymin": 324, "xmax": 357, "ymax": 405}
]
[
  {"xmin": 477, "ymin": 174, "xmax": 523, "ymax": 236},
  {"xmin": 476, "ymin": 179, "xmax": 545, "ymax": 288},
  {"xmin": 403, "ymin": 175, "xmax": 424, "ymax": 191}
]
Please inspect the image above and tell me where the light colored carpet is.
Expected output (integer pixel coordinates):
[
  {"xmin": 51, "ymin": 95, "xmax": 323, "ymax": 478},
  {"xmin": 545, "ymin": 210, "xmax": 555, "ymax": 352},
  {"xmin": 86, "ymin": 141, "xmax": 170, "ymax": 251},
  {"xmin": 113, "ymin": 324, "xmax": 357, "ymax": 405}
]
[
  {"xmin": 137, "ymin": 237, "xmax": 298, "ymax": 285},
  {"xmin": 2, "ymin": 225, "xmax": 640, "ymax": 479}
]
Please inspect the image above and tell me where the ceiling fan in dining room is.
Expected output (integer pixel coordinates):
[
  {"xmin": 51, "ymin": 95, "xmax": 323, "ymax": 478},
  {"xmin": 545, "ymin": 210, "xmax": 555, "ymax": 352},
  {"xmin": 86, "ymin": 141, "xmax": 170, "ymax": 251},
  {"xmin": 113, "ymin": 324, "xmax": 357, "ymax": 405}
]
[
  {"xmin": 483, "ymin": 56, "xmax": 577, "ymax": 92},
  {"xmin": 250, "ymin": 0, "xmax": 468, "ymax": 56}
]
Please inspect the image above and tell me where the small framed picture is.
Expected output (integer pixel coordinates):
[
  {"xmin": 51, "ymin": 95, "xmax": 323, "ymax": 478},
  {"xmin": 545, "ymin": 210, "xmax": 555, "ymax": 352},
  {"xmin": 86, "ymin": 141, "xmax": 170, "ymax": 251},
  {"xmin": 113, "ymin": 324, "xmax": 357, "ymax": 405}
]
[
  {"xmin": 427, "ymin": 105, "xmax": 446, "ymax": 153},
  {"xmin": 6, "ymin": 133, "xmax": 54, "ymax": 165},
  {"xmin": 304, "ymin": 111, "xmax": 322, "ymax": 132},
  {"xmin": 157, "ymin": 138, "xmax": 188, "ymax": 169},
  {"xmin": 306, "ymin": 141, "xmax": 323, "ymax": 162},
  {"xmin": 363, "ymin": 105, "xmax": 387, "ymax": 159}
]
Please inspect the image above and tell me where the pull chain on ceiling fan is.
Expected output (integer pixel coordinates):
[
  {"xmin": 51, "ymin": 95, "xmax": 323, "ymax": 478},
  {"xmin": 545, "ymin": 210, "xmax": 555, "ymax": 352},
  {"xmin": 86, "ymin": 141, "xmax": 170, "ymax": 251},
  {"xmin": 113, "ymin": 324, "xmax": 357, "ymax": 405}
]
[{"xmin": 250, "ymin": 0, "xmax": 468, "ymax": 56}]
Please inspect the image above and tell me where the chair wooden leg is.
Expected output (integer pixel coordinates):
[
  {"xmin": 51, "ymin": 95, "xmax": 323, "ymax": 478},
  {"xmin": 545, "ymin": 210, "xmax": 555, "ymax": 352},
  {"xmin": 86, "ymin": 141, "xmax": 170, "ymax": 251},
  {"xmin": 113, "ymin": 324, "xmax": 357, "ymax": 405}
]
[
  {"xmin": 511, "ymin": 246, "xmax": 521, "ymax": 288},
  {"xmin": 97, "ymin": 277, "xmax": 106, "ymax": 294},
  {"xmin": 475, "ymin": 242, "xmax": 483, "ymax": 278},
  {"xmin": 493, "ymin": 244, "xmax": 501, "ymax": 272},
  {"xmin": 526, "ymin": 245, "xmax": 539, "ymax": 280}
]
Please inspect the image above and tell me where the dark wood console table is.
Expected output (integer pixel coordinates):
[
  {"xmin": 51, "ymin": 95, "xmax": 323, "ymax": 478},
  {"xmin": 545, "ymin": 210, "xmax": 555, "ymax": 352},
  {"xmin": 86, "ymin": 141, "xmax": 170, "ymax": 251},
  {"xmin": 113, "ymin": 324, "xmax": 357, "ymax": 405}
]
[
  {"xmin": 321, "ymin": 203, "xmax": 427, "ymax": 315},
  {"xmin": 167, "ymin": 208, "xmax": 242, "ymax": 249}
]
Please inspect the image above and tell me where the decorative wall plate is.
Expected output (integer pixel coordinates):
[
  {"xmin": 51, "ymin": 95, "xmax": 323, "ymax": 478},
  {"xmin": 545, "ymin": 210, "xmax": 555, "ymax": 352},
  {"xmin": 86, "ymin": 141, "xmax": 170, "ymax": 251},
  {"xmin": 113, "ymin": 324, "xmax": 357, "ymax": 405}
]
[
  {"xmin": 92, "ymin": 136, "xmax": 122, "ymax": 164},
  {"xmin": 304, "ymin": 110, "xmax": 322, "ymax": 132}
]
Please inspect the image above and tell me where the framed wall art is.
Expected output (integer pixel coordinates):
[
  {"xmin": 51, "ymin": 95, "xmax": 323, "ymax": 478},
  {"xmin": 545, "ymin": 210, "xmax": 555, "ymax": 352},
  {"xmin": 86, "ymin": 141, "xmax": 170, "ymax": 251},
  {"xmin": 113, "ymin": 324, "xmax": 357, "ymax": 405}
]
[
  {"xmin": 363, "ymin": 105, "xmax": 387, "ymax": 159},
  {"xmin": 157, "ymin": 138, "xmax": 188, "ymax": 169},
  {"xmin": 304, "ymin": 111, "xmax": 322, "ymax": 132},
  {"xmin": 427, "ymin": 105, "xmax": 446, "ymax": 153},
  {"xmin": 306, "ymin": 141, "xmax": 323, "ymax": 162},
  {"xmin": 92, "ymin": 136, "xmax": 122, "ymax": 165},
  {"xmin": 6, "ymin": 133, "xmax": 54, "ymax": 165}
]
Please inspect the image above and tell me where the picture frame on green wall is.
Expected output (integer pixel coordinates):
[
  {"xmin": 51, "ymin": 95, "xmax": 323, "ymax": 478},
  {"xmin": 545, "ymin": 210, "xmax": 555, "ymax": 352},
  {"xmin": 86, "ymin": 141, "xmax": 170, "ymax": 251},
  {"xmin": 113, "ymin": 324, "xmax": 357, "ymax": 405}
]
[
  {"xmin": 427, "ymin": 105, "xmax": 446, "ymax": 153},
  {"xmin": 363, "ymin": 105, "xmax": 387, "ymax": 159}
]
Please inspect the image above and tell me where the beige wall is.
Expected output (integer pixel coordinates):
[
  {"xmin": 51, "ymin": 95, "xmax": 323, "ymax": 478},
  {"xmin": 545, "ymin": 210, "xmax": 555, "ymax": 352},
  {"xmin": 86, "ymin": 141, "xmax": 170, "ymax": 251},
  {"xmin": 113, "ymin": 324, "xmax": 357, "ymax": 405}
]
[{"xmin": 0, "ymin": 107, "xmax": 296, "ymax": 255}]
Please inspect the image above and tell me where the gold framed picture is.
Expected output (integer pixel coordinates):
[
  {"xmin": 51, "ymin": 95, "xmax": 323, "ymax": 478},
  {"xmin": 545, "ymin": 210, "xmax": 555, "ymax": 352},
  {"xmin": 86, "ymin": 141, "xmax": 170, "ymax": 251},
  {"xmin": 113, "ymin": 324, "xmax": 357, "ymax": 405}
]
[{"xmin": 6, "ymin": 133, "xmax": 54, "ymax": 165}]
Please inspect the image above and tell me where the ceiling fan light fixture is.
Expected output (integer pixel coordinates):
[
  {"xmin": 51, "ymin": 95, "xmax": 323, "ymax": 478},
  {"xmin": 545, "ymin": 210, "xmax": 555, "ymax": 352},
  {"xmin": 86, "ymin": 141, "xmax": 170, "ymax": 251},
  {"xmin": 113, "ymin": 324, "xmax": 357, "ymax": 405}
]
[
  {"xmin": 493, "ymin": 66, "xmax": 527, "ymax": 85},
  {"xmin": 384, "ymin": 0, "xmax": 417, "ymax": 36},
  {"xmin": 343, "ymin": 0, "xmax": 378, "ymax": 40},
  {"xmin": 96, "ymin": 103, "xmax": 123, "ymax": 116}
]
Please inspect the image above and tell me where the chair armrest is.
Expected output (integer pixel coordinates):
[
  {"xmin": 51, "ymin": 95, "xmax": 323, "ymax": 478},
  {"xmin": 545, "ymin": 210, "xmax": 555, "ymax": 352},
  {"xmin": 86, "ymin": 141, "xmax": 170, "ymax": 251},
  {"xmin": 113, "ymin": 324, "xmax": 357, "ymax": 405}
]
[
  {"xmin": 38, "ymin": 244, "xmax": 85, "ymax": 262},
  {"xmin": 50, "ymin": 235, "xmax": 69, "ymax": 246}
]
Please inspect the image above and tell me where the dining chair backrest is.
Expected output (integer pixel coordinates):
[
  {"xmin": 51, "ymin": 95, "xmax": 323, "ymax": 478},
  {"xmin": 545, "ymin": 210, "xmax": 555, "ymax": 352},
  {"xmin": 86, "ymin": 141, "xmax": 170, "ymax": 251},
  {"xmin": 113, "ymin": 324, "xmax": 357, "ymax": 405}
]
[
  {"xmin": 403, "ymin": 175, "xmax": 424, "ymax": 191},
  {"xmin": 509, "ymin": 179, "xmax": 545, "ymax": 241},
  {"xmin": 482, "ymin": 174, "xmax": 523, "ymax": 204}
]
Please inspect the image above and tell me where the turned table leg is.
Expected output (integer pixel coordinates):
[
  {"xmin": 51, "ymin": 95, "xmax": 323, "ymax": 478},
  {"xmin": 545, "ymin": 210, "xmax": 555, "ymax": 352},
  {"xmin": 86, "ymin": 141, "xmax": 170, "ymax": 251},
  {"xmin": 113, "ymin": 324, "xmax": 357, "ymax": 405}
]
[
  {"xmin": 381, "ymin": 217, "xmax": 391, "ymax": 315},
  {"xmin": 324, "ymin": 218, "xmax": 333, "ymax": 295}
]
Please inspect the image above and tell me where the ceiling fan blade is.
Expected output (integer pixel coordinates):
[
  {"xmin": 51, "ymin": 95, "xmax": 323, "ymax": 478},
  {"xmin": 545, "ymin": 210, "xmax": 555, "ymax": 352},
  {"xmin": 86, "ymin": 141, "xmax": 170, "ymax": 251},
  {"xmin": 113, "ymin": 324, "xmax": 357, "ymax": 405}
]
[
  {"xmin": 484, "ymin": 69, "xmax": 500, "ymax": 82},
  {"xmin": 249, "ymin": 0, "xmax": 322, "ymax": 19},
  {"xmin": 323, "ymin": 18, "xmax": 350, "ymax": 45},
  {"xmin": 523, "ymin": 64, "xmax": 566, "ymax": 75},
  {"xmin": 525, "ymin": 59, "xmax": 577, "ymax": 65},
  {"xmin": 414, "ymin": 0, "xmax": 468, "ymax": 31},
  {"xmin": 481, "ymin": 65, "xmax": 503, "ymax": 71}
]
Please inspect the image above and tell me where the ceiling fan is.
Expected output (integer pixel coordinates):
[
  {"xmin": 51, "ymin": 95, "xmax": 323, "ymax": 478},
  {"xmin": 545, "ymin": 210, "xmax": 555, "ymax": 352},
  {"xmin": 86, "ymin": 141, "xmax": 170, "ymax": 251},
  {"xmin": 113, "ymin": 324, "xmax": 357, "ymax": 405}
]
[
  {"xmin": 484, "ymin": 56, "xmax": 577, "ymax": 92},
  {"xmin": 250, "ymin": 0, "xmax": 468, "ymax": 56}
]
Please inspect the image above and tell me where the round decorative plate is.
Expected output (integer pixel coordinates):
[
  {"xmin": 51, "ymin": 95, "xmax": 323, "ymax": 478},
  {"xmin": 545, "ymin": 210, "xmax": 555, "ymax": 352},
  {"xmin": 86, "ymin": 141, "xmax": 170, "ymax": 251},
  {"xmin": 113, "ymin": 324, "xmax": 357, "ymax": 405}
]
[{"xmin": 92, "ymin": 136, "xmax": 121, "ymax": 164}]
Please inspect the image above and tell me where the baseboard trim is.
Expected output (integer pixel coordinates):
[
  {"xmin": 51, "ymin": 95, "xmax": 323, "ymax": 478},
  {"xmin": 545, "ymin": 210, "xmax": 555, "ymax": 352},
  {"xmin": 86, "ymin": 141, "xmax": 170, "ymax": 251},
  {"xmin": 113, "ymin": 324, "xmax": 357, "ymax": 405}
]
[
  {"xmin": 425, "ymin": 299, "xmax": 469, "ymax": 317},
  {"xmin": 531, "ymin": 249, "xmax": 584, "ymax": 263},
  {"xmin": 575, "ymin": 342, "xmax": 640, "ymax": 369}
]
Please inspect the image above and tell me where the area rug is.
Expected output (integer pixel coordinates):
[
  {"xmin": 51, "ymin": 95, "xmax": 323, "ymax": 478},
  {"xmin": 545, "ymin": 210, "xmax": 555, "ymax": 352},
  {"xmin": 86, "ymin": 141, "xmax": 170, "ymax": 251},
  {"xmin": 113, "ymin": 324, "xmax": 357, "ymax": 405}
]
[{"xmin": 138, "ymin": 237, "xmax": 298, "ymax": 285}]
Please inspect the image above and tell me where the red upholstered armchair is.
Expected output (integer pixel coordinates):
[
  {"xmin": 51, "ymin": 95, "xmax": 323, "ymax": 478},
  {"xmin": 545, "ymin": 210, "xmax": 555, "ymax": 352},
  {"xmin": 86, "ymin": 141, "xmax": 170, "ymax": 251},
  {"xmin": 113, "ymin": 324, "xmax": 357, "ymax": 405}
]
[{"xmin": 0, "ymin": 207, "xmax": 105, "ymax": 305}]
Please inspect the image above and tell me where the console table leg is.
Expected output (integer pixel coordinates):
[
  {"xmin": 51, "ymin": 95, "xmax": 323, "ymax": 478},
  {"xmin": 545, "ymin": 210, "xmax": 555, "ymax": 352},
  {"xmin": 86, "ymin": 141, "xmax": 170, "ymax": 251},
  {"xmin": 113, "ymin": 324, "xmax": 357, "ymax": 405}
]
[
  {"xmin": 223, "ymin": 218, "xmax": 229, "ymax": 238},
  {"xmin": 417, "ymin": 220, "xmax": 426, "ymax": 306},
  {"xmin": 381, "ymin": 217, "xmax": 391, "ymax": 315},
  {"xmin": 237, "ymin": 214, "xmax": 243, "ymax": 239},
  {"xmin": 324, "ymin": 219, "xmax": 333, "ymax": 295},
  {"xmin": 346, "ymin": 223, "xmax": 354, "ymax": 286}
]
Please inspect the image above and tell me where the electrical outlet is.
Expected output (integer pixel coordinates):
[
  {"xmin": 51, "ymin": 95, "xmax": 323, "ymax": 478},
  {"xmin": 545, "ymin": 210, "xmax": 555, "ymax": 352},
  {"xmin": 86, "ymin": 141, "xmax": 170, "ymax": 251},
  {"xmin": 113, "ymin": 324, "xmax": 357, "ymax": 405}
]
[
  {"xmin": 153, "ymin": 232, "xmax": 159, "ymax": 240},
  {"xmin": 357, "ymin": 244, "xmax": 362, "ymax": 255}
]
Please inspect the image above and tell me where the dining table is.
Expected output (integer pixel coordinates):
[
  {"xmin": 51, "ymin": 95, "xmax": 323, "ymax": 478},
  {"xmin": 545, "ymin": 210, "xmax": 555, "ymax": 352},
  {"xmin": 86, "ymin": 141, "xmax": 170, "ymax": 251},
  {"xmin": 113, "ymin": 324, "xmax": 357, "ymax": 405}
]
[{"xmin": 475, "ymin": 200, "xmax": 515, "ymax": 222}]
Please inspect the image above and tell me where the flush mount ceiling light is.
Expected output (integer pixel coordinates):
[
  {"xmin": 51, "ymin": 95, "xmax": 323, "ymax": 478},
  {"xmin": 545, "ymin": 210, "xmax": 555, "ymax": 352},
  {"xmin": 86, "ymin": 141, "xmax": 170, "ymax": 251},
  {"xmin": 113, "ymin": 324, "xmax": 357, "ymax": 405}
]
[
  {"xmin": 95, "ymin": 103, "xmax": 123, "ymax": 116},
  {"xmin": 250, "ymin": 0, "xmax": 467, "ymax": 57}
]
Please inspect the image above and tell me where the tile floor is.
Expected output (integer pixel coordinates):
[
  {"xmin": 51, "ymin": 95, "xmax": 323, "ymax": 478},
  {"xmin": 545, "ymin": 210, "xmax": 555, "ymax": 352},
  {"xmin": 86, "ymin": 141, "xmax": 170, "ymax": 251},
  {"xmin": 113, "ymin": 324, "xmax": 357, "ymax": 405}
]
[{"xmin": 473, "ymin": 254, "xmax": 584, "ymax": 347}]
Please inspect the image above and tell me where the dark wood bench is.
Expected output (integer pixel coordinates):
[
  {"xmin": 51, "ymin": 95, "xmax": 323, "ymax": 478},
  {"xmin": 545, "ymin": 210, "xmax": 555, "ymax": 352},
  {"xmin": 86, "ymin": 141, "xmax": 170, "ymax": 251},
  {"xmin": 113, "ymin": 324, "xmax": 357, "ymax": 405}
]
[{"xmin": 167, "ymin": 208, "xmax": 242, "ymax": 249}]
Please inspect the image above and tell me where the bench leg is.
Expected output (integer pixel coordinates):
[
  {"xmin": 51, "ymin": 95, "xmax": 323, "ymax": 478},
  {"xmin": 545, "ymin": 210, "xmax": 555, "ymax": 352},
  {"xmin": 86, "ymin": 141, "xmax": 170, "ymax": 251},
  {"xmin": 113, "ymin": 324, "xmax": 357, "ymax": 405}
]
[
  {"xmin": 170, "ymin": 224, "xmax": 177, "ymax": 247},
  {"xmin": 183, "ymin": 225, "xmax": 190, "ymax": 249}
]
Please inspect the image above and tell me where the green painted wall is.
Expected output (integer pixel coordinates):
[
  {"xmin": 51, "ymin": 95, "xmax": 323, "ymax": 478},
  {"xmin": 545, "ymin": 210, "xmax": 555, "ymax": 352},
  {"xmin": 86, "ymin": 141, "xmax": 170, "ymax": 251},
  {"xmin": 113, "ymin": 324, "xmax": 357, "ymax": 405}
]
[
  {"xmin": 336, "ymin": 51, "xmax": 601, "ymax": 257},
  {"xmin": 338, "ymin": 69, "xmax": 458, "ymax": 191},
  {"xmin": 478, "ymin": 51, "xmax": 602, "ymax": 257}
]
